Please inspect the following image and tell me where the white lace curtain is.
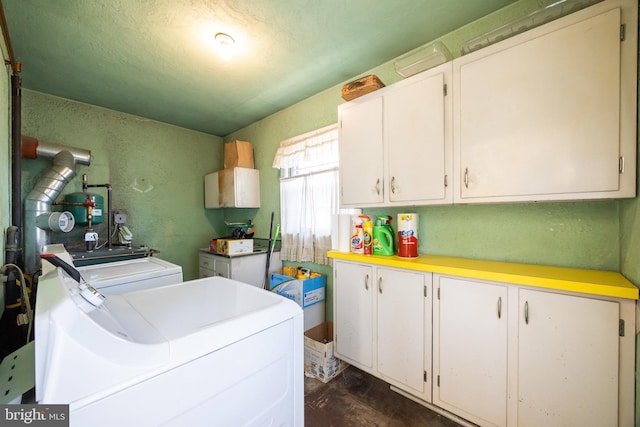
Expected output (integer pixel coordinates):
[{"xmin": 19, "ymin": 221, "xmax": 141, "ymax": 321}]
[
  {"xmin": 272, "ymin": 124, "xmax": 339, "ymax": 170},
  {"xmin": 274, "ymin": 125, "xmax": 339, "ymax": 265}
]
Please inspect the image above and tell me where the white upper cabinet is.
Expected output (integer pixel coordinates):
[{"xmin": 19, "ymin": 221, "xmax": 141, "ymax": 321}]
[
  {"xmin": 339, "ymin": 63, "xmax": 453, "ymax": 207},
  {"xmin": 339, "ymin": 0, "xmax": 637, "ymax": 208},
  {"xmin": 339, "ymin": 96, "xmax": 384, "ymax": 206},
  {"xmin": 385, "ymin": 69, "xmax": 452, "ymax": 204},
  {"xmin": 453, "ymin": 0, "xmax": 637, "ymax": 203},
  {"xmin": 204, "ymin": 167, "xmax": 260, "ymax": 208}
]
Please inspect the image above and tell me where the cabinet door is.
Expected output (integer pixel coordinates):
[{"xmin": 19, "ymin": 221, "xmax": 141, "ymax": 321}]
[
  {"xmin": 199, "ymin": 253, "xmax": 216, "ymax": 278},
  {"xmin": 232, "ymin": 168, "xmax": 260, "ymax": 208},
  {"xmin": 203, "ymin": 173, "xmax": 221, "ymax": 208},
  {"xmin": 517, "ymin": 289, "xmax": 619, "ymax": 427},
  {"xmin": 333, "ymin": 261, "xmax": 375, "ymax": 371},
  {"xmin": 339, "ymin": 96, "xmax": 384, "ymax": 206},
  {"xmin": 434, "ymin": 276, "xmax": 508, "ymax": 427},
  {"xmin": 229, "ymin": 254, "xmax": 267, "ymax": 288},
  {"xmin": 213, "ymin": 258, "xmax": 230, "ymax": 278},
  {"xmin": 386, "ymin": 65, "xmax": 451, "ymax": 204},
  {"xmin": 377, "ymin": 268, "xmax": 431, "ymax": 401},
  {"xmin": 454, "ymin": 7, "xmax": 625, "ymax": 203}
]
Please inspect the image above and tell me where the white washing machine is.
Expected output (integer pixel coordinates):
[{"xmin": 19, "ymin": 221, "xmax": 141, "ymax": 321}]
[
  {"xmin": 76, "ymin": 257, "xmax": 183, "ymax": 295},
  {"xmin": 35, "ymin": 264, "xmax": 304, "ymax": 426},
  {"xmin": 42, "ymin": 244, "xmax": 183, "ymax": 295}
]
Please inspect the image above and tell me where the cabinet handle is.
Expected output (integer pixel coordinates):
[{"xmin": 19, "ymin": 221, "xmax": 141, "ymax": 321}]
[
  {"xmin": 524, "ymin": 301, "xmax": 529, "ymax": 324},
  {"xmin": 464, "ymin": 168, "xmax": 469, "ymax": 188},
  {"xmin": 497, "ymin": 297, "xmax": 502, "ymax": 319},
  {"xmin": 378, "ymin": 277, "xmax": 383, "ymax": 294},
  {"xmin": 391, "ymin": 176, "xmax": 397, "ymax": 194},
  {"xmin": 365, "ymin": 274, "xmax": 369, "ymax": 290},
  {"xmin": 375, "ymin": 178, "xmax": 381, "ymax": 195}
]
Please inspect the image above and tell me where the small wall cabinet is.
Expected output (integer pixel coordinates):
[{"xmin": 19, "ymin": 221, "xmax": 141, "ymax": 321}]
[{"xmin": 204, "ymin": 167, "xmax": 260, "ymax": 208}]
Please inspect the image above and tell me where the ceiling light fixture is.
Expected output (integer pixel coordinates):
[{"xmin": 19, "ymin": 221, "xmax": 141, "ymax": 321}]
[{"xmin": 215, "ymin": 32, "xmax": 235, "ymax": 61}]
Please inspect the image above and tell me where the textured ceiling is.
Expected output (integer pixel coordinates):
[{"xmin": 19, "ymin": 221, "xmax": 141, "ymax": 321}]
[{"xmin": 3, "ymin": 0, "xmax": 518, "ymax": 136}]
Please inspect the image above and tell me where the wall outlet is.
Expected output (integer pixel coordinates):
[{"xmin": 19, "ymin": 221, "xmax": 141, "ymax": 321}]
[{"xmin": 113, "ymin": 210, "xmax": 127, "ymax": 224}]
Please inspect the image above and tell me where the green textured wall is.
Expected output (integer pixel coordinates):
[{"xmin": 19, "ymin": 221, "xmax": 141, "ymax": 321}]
[{"xmin": 20, "ymin": 90, "xmax": 225, "ymax": 280}]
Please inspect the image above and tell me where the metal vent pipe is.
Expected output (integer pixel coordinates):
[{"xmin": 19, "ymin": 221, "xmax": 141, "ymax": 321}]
[
  {"xmin": 22, "ymin": 137, "xmax": 91, "ymax": 274},
  {"xmin": 22, "ymin": 136, "xmax": 91, "ymax": 165}
]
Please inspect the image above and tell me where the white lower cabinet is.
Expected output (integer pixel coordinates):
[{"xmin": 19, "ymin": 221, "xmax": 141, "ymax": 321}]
[
  {"xmin": 199, "ymin": 252, "xmax": 230, "ymax": 278},
  {"xmin": 333, "ymin": 261, "xmax": 432, "ymax": 401},
  {"xmin": 433, "ymin": 275, "xmax": 631, "ymax": 427},
  {"xmin": 433, "ymin": 276, "xmax": 508, "ymax": 427},
  {"xmin": 199, "ymin": 251, "xmax": 281, "ymax": 288},
  {"xmin": 517, "ymin": 289, "xmax": 619, "ymax": 427},
  {"xmin": 377, "ymin": 267, "xmax": 432, "ymax": 400},
  {"xmin": 334, "ymin": 261, "xmax": 375, "ymax": 370}
]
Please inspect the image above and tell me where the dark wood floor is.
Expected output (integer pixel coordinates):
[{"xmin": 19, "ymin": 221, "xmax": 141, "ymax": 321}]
[{"xmin": 304, "ymin": 366, "xmax": 462, "ymax": 427}]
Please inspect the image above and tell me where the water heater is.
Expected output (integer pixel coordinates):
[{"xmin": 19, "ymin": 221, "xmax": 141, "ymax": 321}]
[{"xmin": 63, "ymin": 193, "xmax": 104, "ymax": 225}]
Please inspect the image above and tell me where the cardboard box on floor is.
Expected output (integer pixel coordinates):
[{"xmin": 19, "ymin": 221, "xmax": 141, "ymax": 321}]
[
  {"xmin": 304, "ymin": 322, "xmax": 348, "ymax": 383},
  {"xmin": 224, "ymin": 140, "xmax": 254, "ymax": 169}
]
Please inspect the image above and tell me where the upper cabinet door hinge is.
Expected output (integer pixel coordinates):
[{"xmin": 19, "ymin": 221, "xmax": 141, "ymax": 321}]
[
  {"xmin": 443, "ymin": 83, "xmax": 448, "ymax": 96},
  {"xmin": 424, "ymin": 371, "xmax": 427, "ymax": 382},
  {"xmin": 444, "ymin": 174, "xmax": 448, "ymax": 188},
  {"xmin": 619, "ymin": 319, "xmax": 625, "ymax": 337},
  {"xmin": 620, "ymin": 24, "xmax": 626, "ymax": 41},
  {"xmin": 619, "ymin": 156, "xmax": 624, "ymax": 173}
]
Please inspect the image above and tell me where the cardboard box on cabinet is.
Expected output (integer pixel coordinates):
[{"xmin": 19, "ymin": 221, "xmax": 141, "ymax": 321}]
[
  {"xmin": 224, "ymin": 140, "xmax": 255, "ymax": 169},
  {"xmin": 304, "ymin": 322, "xmax": 348, "ymax": 383},
  {"xmin": 216, "ymin": 238, "xmax": 253, "ymax": 255}
]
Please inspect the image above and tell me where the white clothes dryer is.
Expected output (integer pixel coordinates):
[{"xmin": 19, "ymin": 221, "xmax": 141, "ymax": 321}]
[{"xmin": 35, "ymin": 265, "xmax": 303, "ymax": 426}]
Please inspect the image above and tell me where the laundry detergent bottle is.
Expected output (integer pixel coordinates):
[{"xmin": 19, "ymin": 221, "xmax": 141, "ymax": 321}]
[{"xmin": 372, "ymin": 216, "xmax": 394, "ymax": 256}]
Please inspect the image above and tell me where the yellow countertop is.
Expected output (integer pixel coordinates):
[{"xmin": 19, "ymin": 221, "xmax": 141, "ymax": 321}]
[{"xmin": 327, "ymin": 251, "xmax": 639, "ymax": 300}]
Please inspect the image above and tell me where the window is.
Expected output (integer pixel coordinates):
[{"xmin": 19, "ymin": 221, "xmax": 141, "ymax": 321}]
[{"xmin": 273, "ymin": 124, "xmax": 352, "ymax": 265}]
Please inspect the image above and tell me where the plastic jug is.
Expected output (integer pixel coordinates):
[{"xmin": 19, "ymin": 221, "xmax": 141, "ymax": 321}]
[
  {"xmin": 351, "ymin": 217, "xmax": 364, "ymax": 254},
  {"xmin": 363, "ymin": 220, "xmax": 373, "ymax": 255},
  {"xmin": 372, "ymin": 224, "xmax": 394, "ymax": 256}
]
